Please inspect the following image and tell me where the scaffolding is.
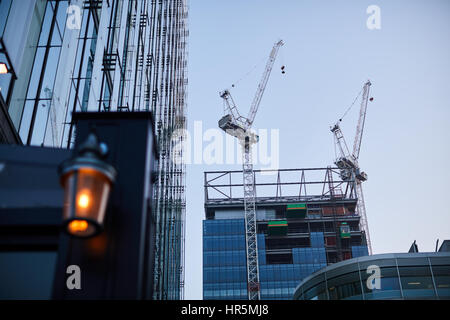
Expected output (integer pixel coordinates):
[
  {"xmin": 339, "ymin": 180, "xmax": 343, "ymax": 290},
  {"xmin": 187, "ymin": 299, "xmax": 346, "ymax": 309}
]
[{"xmin": 205, "ymin": 167, "xmax": 357, "ymax": 206}]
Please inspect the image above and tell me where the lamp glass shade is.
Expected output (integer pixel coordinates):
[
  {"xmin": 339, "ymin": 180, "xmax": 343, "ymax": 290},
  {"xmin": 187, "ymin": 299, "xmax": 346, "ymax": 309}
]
[{"xmin": 61, "ymin": 167, "xmax": 112, "ymax": 237}]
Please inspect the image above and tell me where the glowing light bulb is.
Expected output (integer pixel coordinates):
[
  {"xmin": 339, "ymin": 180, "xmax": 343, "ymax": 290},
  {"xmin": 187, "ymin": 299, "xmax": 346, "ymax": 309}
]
[
  {"xmin": 68, "ymin": 220, "xmax": 89, "ymax": 233},
  {"xmin": 78, "ymin": 192, "xmax": 90, "ymax": 209}
]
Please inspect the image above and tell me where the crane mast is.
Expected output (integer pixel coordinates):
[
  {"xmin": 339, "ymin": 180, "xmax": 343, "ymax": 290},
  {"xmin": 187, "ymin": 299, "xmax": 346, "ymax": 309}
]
[
  {"xmin": 352, "ymin": 80, "xmax": 372, "ymax": 255},
  {"xmin": 218, "ymin": 40, "xmax": 284, "ymax": 300},
  {"xmin": 242, "ymin": 135, "xmax": 259, "ymax": 300},
  {"xmin": 330, "ymin": 80, "xmax": 372, "ymax": 255}
]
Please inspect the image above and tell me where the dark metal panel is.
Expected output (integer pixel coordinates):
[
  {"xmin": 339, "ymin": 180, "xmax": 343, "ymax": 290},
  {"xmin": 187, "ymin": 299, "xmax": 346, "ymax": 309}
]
[
  {"xmin": 0, "ymin": 144, "xmax": 70, "ymax": 208},
  {"xmin": 52, "ymin": 111, "xmax": 156, "ymax": 300},
  {"xmin": 0, "ymin": 208, "xmax": 61, "ymax": 226}
]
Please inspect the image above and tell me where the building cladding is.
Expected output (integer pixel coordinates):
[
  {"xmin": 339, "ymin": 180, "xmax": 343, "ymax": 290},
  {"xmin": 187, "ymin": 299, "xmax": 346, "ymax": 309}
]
[
  {"xmin": 294, "ymin": 251, "xmax": 450, "ymax": 300},
  {"xmin": 203, "ymin": 168, "xmax": 370, "ymax": 300},
  {"xmin": 0, "ymin": 0, "xmax": 188, "ymax": 299}
]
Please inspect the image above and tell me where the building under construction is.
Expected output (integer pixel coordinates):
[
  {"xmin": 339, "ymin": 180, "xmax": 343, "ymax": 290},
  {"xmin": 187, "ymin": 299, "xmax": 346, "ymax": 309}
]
[{"xmin": 203, "ymin": 167, "xmax": 369, "ymax": 300}]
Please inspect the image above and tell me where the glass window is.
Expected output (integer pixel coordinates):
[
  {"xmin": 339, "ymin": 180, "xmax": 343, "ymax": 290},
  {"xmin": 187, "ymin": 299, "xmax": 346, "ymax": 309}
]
[
  {"xmin": 0, "ymin": 0, "xmax": 12, "ymax": 36},
  {"xmin": 39, "ymin": 46, "xmax": 61, "ymax": 99},
  {"xmin": 429, "ymin": 256, "xmax": 450, "ymax": 266},
  {"xmin": 358, "ymin": 266, "xmax": 402, "ymax": 299},
  {"xmin": 2, "ymin": 0, "xmax": 36, "ymax": 70},
  {"xmin": 26, "ymin": 47, "xmax": 45, "ymax": 100},
  {"xmin": 360, "ymin": 266, "xmax": 397, "ymax": 290},
  {"xmin": 380, "ymin": 275, "xmax": 400, "ymax": 291},
  {"xmin": 38, "ymin": 1, "xmax": 53, "ymax": 46},
  {"xmin": 397, "ymin": 257, "xmax": 429, "ymax": 267},
  {"xmin": 327, "ymin": 271, "xmax": 362, "ymax": 300},
  {"xmin": 431, "ymin": 265, "xmax": 450, "ymax": 299},
  {"xmin": 102, "ymin": 80, "xmax": 111, "ymax": 111},
  {"xmin": 304, "ymin": 280, "xmax": 327, "ymax": 300},
  {"xmin": 51, "ymin": 1, "xmax": 67, "ymax": 46},
  {"xmin": 30, "ymin": 97, "xmax": 52, "ymax": 145},
  {"xmin": 326, "ymin": 262, "xmax": 360, "ymax": 279},
  {"xmin": 361, "ymin": 258, "xmax": 397, "ymax": 270},
  {"xmin": 55, "ymin": 1, "xmax": 68, "ymax": 36},
  {"xmin": 364, "ymin": 278, "xmax": 402, "ymax": 300},
  {"xmin": 398, "ymin": 266, "xmax": 436, "ymax": 299},
  {"xmin": 18, "ymin": 100, "xmax": 35, "ymax": 142}
]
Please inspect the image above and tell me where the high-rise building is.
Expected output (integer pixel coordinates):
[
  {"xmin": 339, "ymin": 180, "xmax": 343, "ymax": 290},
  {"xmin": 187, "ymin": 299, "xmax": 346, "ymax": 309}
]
[
  {"xmin": 203, "ymin": 167, "xmax": 369, "ymax": 300},
  {"xmin": 0, "ymin": 0, "xmax": 188, "ymax": 299}
]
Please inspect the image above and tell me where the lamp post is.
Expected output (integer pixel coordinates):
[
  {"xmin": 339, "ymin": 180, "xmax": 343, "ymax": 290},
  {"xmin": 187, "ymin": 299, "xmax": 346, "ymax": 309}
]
[{"xmin": 59, "ymin": 132, "xmax": 117, "ymax": 238}]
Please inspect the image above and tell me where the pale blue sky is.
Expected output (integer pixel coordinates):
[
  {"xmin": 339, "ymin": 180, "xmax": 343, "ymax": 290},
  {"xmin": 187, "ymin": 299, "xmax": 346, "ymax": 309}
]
[{"xmin": 185, "ymin": 0, "xmax": 450, "ymax": 299}]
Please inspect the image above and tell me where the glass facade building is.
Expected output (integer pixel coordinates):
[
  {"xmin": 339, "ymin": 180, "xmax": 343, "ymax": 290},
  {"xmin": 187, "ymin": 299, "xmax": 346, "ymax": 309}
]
[
  {"xmin": 203, "ymin": 218, "xmax": 332, "ymax": 299},
  {"xmin": 203, "ymin": 168, "xmax": 370, "ymax": 300},
  {"xmin": 0, "ymin": 0, "xmax": 188, "ymax": 300},
  {"xmin": 294, "ymin": 252, "xmax": 450, "ymax": 300}
]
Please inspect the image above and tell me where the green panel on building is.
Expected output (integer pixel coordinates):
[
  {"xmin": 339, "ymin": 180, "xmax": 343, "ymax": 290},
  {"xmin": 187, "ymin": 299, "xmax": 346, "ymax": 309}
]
[
  {"xmin": 268, "ymin": 220, "xmax": 288, "ymax": 236},
  {"xmin": 340, "ymin": 223, "xmax": 351, "ymax": 239},
  {"xmin": 286, "ymin": 203, "xmax": 307, "ymax": 219},
  {"xmin": 286, "ymin": 203, "xmax": 306, "ymax": 210}
]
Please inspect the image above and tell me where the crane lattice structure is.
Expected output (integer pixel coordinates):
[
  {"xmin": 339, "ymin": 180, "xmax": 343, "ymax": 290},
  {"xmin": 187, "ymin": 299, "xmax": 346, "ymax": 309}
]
[
  {"xmin": 218, "ymin": 40, "xmax": 284, "ymax": 300},
  {"xmin": 330, "ymin": 80, "xmax": 373, "ymax": 255}
]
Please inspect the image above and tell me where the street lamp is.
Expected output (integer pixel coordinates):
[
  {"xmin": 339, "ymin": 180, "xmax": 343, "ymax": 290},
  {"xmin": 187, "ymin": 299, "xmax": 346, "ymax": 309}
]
[
  {"xmin": 59, "ymin": 132, "xmax": 117, "ymax": 238},
  {"xmin": 0, "ymin": 62, "xmax": 8, "ymax": 74}
]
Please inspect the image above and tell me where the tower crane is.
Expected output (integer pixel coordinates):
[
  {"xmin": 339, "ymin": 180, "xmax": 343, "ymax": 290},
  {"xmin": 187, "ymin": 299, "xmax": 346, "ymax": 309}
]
[
  {"xmin": 330, "ymin": 80, "xmax": 373, "ymax": 255},
  {"xmin": 218, "ymin": 39, "xmax": 284, "ymax": 300}
]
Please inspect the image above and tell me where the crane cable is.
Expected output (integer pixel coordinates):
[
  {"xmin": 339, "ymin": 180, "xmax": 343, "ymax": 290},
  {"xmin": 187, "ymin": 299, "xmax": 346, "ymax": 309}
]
[
  {"xmin": 338, "ymin": 87, "xmax": 363, "ymax": 122},
  {"xmin": 333, "ymin": 86, "xmax": 363, "ymax": 159},
  {"xmin": 228, "ymin": 55, "xmax": 267, "ymax": 91}
]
